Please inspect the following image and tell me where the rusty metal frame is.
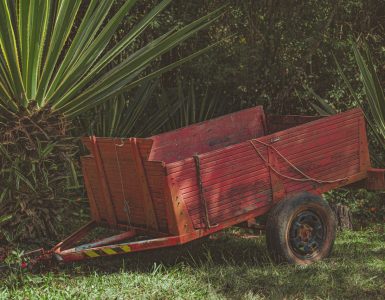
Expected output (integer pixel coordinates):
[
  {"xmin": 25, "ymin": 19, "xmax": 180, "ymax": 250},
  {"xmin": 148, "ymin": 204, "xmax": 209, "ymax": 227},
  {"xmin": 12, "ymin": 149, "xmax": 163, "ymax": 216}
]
[
  {"xmin": 53, "ymin": 203, "xmax": 272, "ymax": 263},
  {"xmin": 53, "ymin": 221, "xmax": 97, "ymax": 251},
  {"xmin": 73, "ymin": 230, "xmax": 136, "ymax": 251}
]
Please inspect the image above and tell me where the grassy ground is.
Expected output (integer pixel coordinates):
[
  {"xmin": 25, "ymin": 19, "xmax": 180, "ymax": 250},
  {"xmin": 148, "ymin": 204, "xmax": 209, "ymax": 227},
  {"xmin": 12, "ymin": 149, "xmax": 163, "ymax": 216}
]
[{"xmin": 1, "ymin": 226, "xmax": 385, "ymax": 300}]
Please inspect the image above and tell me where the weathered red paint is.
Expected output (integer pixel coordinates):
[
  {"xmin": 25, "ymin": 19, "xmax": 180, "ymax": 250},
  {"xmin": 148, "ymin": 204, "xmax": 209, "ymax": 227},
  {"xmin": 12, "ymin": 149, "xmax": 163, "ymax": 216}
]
[{"xmin": 50, "ymin": 106, "xmax": 384, "ymax": 263}]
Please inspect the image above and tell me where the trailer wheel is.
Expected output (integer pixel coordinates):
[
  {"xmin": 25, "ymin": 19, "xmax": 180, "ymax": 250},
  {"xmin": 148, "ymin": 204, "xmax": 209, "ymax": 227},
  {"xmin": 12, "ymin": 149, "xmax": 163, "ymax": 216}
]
[{"xmin": 266, "ymin": 192, "xmax": 336, "ymax": 265}]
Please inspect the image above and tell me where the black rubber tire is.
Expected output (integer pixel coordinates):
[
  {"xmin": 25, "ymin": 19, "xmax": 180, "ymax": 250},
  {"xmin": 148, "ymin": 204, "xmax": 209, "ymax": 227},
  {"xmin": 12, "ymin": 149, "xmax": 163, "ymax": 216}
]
[{"xmin": 266, "ymin": 192, "xmax": 336, "ymax": 265}]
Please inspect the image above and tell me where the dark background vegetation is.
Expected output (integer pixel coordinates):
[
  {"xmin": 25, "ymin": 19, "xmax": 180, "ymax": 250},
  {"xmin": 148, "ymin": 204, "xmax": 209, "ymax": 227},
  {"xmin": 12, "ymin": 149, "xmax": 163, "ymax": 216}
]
[
  {"xmin": 0, "ymin": 0, "xmax": 385, "ymax": 240},
  {"xmin": 80, "ymin": 0, "xmax": 385, "ymax": 229}
]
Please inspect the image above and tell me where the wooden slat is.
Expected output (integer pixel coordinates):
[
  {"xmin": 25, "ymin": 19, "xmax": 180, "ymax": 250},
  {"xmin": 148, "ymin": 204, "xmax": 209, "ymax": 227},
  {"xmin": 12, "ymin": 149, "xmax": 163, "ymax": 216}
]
[
  {"xmin": 81, "ymin": 157, "xmax": 101, "ymax": 221},
  {"xmin": 149, "ymin": 106, "xmax": 266, "ymax": 164}
]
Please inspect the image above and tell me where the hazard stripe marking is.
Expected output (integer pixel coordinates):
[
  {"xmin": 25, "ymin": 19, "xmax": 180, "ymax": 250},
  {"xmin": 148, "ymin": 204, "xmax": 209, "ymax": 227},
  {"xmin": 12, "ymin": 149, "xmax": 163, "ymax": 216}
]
[
  {"xmin": 84, "ymin": 246, "xmax": 131, "ymax": 257},
  {"xmin": 102, "ymin": 248, "xmax": 118, "ymax": 255},
  {"xmin": 112, "ymin": 247, "xmax": 125, "ymax": 254},
  {"xmin": 120, "ymin": 245, "xmax": 131, "ymax": 252},
  {"xmin": 85, "ymin": 250, "xmax": 99, "ymax": 258}
]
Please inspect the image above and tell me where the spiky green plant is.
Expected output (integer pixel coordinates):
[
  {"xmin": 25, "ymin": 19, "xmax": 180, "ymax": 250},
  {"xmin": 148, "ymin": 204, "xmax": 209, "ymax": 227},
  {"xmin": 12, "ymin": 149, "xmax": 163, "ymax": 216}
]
[
  {"xmin": 349, "ymin": 43, "xmax": 385, "ymax": 149},
  {"xmin": 157, "ymin": 77, "xmax": 224, "ymax": 131},
  {"xmin": 0, "ymin": 0, "xmax": 226, "ymax": 242},
  {"xmin": 310, "ymin": 41, "xmax": 385, "ymax": 165},
  {"xmin": 82, "ymin": 80, "xmax": 181, "ymax": 138}
]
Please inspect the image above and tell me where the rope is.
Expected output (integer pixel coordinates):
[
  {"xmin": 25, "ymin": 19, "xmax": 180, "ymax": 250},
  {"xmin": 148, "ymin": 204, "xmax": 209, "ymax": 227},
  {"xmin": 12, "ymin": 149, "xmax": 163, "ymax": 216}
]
[
  {"xmin": 249, "ymin": 139, "xmax": 348, "ymax": 184},
  {"xmin": 114, "ymin": 139, "xmax": 132, "ymax": 228}
]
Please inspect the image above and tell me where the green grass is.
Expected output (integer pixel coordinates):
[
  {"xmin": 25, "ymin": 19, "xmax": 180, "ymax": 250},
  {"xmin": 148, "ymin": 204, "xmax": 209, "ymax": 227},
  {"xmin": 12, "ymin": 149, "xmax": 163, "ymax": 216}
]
[{"xmin": 1, "ymin": 226, "xmax": 385, "ymax": 300}]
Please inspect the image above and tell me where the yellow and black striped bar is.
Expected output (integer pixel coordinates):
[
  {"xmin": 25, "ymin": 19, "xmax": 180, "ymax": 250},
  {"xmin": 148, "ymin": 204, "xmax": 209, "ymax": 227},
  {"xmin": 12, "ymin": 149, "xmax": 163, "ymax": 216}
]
[{"xmin": 84, "ymin": 245, "xmax": 131, "ymax": 258}]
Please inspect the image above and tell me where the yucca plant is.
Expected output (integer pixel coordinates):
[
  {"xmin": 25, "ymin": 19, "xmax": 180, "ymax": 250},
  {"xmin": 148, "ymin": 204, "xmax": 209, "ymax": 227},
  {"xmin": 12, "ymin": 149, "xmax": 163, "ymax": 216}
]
[
  {"xmin": 310, "ymin": 41, "xmax": 385, "ymax": 164},
  {"xmin": 157, "ymin": 77, "xmax": 224, "ymax": 131},
  {"xmin": 82, "ymin": 80, "xmax": 182, "ymax": 138},
  {"xmin": 0, "ymin": 0, "xmax": 226, "ymax": 242},
  {"xmin": 80, "ymin": 77, "xmax": 222, "ymax": 139},
  {"xmin": 349, "ymin": 43, "xmax": 385, "ymax": 150}
]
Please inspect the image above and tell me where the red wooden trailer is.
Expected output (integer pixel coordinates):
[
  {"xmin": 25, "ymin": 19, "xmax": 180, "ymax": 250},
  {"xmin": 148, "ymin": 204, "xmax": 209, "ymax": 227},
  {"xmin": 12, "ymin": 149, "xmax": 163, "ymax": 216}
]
[{"xmin": 21, "ymin": 106, "xmax": 385, "ymax": 266}]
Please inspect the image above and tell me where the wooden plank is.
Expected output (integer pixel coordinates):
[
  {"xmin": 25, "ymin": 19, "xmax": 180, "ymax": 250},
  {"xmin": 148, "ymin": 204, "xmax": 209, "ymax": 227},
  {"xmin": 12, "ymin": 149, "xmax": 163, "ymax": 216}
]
[
  {"xmin": 191, "ymin": 195, "xmax": 271, "ymax": 225},
  {"xmin": 201, "ymin": 166, "xmax": 269, "ymax": 187},
  {"xmin": 201, "ymin": 171, "xmax": 270, "ymax": 197},
  {"xmin": 149, "ymin": 106, "xmax": 266, "ymax": 163},
  {"xmin": 212, "ymin": 193, "xmax": 271, "ymax": 215},
  {"xmin": 263, "ymin": 108, "xmax": 361, "ymax": 139},
  {"xmin": 130, "ymin": 138, "xmax": 159, "ymax": 231},
  {"xmin": 266, "ymin": 144, "xmax": 286, "ymax": 203},
  {"xmin": 199, "ymin": 147, "xmax": 267, "ymax": 172},
  {"xmin": 89, "ymin": 136, "xmax": 117, "ymax": 225},
  {"xmin": 285, "ymin": 159, "xmax": 360, "ymax": 192},
  {"xmin": 164, "ymin": 175, "xmax": 196, "ymax": 234},
  {"xmin": 267, "ymin": 124, "xmax": 359, "ymax": 154},
  {"xmin": 279, "ymin": 149, "xmax": 360, "ymax": 179},
  {"xmin": 278, "ymin": 149, "xmax": 360, "ymax": 177},
  {"xmin": 281, "ymin": 138, "xmax": 359, "ymax": 162},
  {"xmin": 269, "ymin": 111, "xmax": 362, "ymax": 138},
  {"xmin": 177, "ymin": 162, "xmax": 269, "ymax": 193},
  {"xmin": 188, "ymin": 185, "xmax": 272, "ymax": 214},
  {"xmin": 81, "ymin": 157, "xmax": 101, "ymax": 221}
]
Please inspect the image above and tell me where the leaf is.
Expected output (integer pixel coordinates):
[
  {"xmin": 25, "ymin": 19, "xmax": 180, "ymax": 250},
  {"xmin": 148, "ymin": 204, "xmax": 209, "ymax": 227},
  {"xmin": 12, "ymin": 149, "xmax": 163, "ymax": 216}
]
[
  {"xmin": 305, "ymin": 85, "xmax": 337, "ymax": 115},
  {"xmin": 0, "ymin": 0, "xmax": 228, "ymax": 119},
  {"xmin": 0, "ymin": 0, "xmax": 25, "ymax": 105},
  {"xmin": 0, "ymin": 214, "xmax": 12, "ymax": 224}
]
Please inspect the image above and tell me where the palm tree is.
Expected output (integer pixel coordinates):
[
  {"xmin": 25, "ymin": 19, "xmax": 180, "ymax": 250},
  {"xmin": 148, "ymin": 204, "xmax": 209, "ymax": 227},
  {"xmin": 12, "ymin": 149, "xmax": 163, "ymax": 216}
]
[{"xmin": 0, "ymin": 0, "xmax": 226, "ymax": 241}]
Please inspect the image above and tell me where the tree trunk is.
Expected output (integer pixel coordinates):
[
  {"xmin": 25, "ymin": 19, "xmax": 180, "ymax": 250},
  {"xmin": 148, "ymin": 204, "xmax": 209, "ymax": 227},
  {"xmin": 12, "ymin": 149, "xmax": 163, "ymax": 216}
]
[{"xmin": 332, "ymin": 204, "xmax": 353, "ymax": 231}]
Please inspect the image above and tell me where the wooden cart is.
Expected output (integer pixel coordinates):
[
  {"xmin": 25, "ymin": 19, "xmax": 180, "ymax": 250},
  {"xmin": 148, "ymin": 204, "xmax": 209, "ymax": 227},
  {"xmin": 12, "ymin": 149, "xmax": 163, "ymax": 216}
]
[{"xmin": 24, "ymin": 106, "xmax": 385, "ymax": 266}]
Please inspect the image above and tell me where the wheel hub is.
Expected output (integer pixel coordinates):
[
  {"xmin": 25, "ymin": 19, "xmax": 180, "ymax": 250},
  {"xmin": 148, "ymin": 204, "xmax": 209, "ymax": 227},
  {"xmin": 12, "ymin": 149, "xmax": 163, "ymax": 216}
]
[{"xmin": 289, "ymin": 210, "xmax": 325, "ymax": 258}]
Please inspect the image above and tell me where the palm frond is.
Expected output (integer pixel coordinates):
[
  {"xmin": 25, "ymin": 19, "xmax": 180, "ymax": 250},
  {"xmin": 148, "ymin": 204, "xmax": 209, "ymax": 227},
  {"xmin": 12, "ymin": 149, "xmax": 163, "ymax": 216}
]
[{"xmin": 0, "ymin": 0, "xmax": 228, "ymax": 117}]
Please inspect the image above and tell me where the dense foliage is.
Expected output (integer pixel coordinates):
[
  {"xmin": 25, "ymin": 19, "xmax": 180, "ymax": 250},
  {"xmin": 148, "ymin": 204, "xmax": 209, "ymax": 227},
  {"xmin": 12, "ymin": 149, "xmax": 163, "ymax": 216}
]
[
  {"xmin": 152, "ymin": 0, "xmax": 385, "ymax": 115},
  {"xmin": 0, "ymin": 104, "xmax": 78, "ymax": 241},
  {"xmin": 0, "ymin": 0, "xmax": 225, "ymax": 242}
]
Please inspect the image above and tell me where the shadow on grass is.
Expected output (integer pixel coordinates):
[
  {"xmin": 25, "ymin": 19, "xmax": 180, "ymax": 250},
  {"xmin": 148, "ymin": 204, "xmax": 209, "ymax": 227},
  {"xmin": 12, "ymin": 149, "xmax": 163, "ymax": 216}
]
[
  {"xmin": 54, "ymin": 228, "xmax": 385, "ymax": 299},
  {"xmin": 59, "ymin": 231, "xmax": 272, "ymax": 275},
  {"xmin": 2, "ymin": 228, "xmax": 385, "ymax": 299}
]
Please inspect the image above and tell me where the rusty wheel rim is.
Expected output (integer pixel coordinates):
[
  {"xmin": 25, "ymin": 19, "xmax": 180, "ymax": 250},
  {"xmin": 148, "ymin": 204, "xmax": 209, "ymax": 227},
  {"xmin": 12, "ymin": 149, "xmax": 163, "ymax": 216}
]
[{"xmin": 289, "ymin": 210, "xmax": 325, "ymax": 259}]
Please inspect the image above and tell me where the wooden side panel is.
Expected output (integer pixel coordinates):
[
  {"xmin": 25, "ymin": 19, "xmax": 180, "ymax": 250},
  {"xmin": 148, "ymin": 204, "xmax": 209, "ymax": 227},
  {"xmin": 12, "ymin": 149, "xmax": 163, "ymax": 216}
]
[
  {"xmin": 81, "ymin": 156, "xmax": 104, "ymax": 221},
  {"xmin": 166, "ymin": 142, "xmax": 272, "ymax": 228},
  {"xmin": 81, "ymin": 138, "xmax": 168, "ymax": 232},
  {"xmin": 166, "ymin": 108, "xmax": 368, "ymax": 230},
  {"xmin": 259, "ymin": 108, "xmax": 369, "ymax": 199},
  {"xmin": 149, "ymin": 106, "xmax": 266, "ymax": 163},
  {"xmin": 166, "ymin": 159, "xmax": 202, "ymax": 227},
  {"xmin": 198, "ymin": 142, "xmax": 272, "ymax": 226}
]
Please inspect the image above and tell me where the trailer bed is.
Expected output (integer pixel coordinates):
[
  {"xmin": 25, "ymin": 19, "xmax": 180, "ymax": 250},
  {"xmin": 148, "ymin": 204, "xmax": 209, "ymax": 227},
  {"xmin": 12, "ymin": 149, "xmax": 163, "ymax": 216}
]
[{"xmin": 81, "ymin": 107, "xmax": 369, "ymax": 236}]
